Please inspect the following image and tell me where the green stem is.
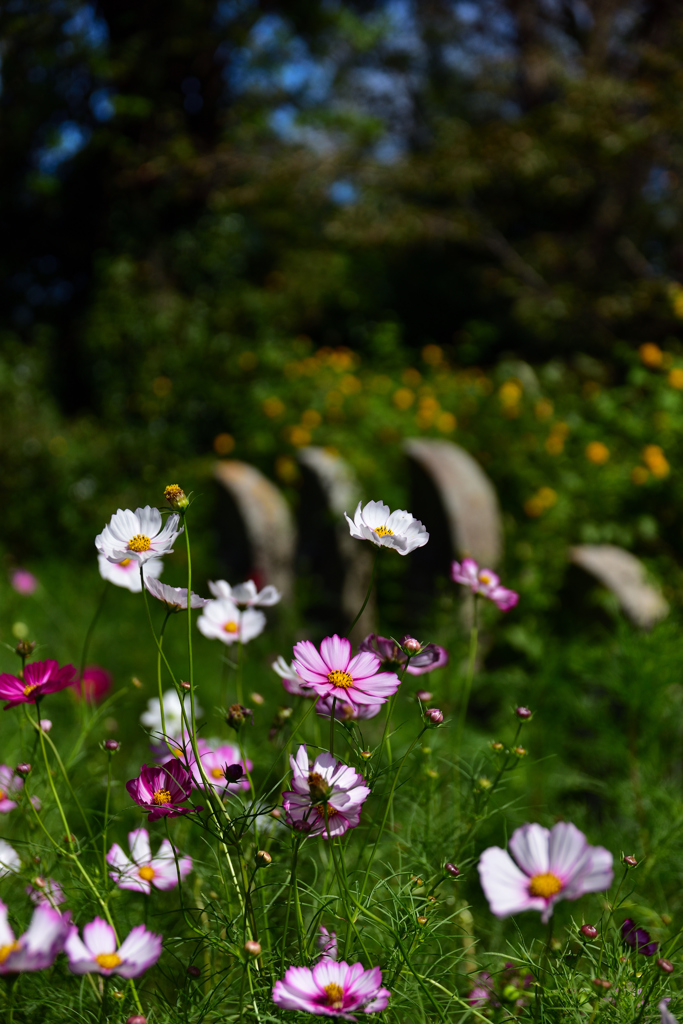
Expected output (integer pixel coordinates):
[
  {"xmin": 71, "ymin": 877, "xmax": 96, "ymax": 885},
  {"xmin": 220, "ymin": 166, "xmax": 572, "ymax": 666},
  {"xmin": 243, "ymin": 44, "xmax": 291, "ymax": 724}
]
[
  {"xmin": 596, "ymin": 866, "xmax": 628, "ymax": 977},
  {"xmin": 281, "ymin": 836, "xmax": 301, "ymax": 974},
  {"xmin": 347, "ymin": 549, "xmax": 378, "ymax": 636},
  {"xmin": 394, "ymin": 934, "xmax": 448, "ymax": 1024},
  {"xmin": 102, "ymin": 752, "xmax": 113, "ymax": 886},
  {"xmin": 329, "ymin": 698, "xmax": 337, "ymax": 757},
  {"xmin": 454, "ymin": 595, "xmax": 479, "ymax": 757}
]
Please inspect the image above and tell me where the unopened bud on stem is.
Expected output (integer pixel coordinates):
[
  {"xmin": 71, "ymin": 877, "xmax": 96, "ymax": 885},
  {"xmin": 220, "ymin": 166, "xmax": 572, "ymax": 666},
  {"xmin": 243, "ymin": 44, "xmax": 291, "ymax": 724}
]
[
  {"xmin": 402, "ymin": 637, "xmax": 421, "ymax": 654},
  {"xmin": 581, "ymin": 924, "xmax": 597, "ymax": 939},
  {"xmin": 104, "ymin": 739, "xmax": 120, "ymax": 753},
  {"xmin": 658, "ymin": 958, "xmax": 674, "ymax": 974},
  {"xmin": 164, "ymin": 484, "xmax": 189, "ymax": 510},
  {"xmin": 424, "ymin": 707, "xmax": 443, "ymax": 726},
  {"xmin": 255, "ymin": 850, "xmax": 272, "ymax": 867},
  {"xmin": 444, "ymin": 863, "xmax": 460, "ymax": 877},
  {"xmin": 244, "ymin": 940, "xmax": 261, "ymax": 957},
  {"xmin": 515, "ymin": 706, "xmax": 532, "ymax": 720},
  {"xmin": 15, "ymin": 763, "xmax": 31, "ymax": 777},
  {"xmin": 623, "ymin": 855, "xmax": 638, "ymax": 868}
]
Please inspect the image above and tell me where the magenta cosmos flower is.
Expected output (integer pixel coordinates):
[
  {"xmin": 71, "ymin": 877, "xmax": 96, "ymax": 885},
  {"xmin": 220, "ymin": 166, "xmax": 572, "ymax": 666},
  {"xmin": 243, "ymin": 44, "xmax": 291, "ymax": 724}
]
[
  {"xmin": 0, "ymin": 899, "xmax": 72, "ymax": 973},
  {"xmin": 0, "ymin": 659, "xmax": 76, "ymax": 710},
  {"xmin": 126, "ymin": 758, "xmax": 201, "ymax": 822},
  {"xmin": 273, "ymin": 960, "xmax": 390, "ymax": 1019},
  {"xmin": 107, "ymin": 828, "xmax": 192, "ymax": 894},
  {"xmin": 478, "ymin": 822, "xmax": 613, "ymax": 924},
  {"xmin": 359, "ymin": 634, "xmax": 449, "ymax": 676},
  {"xmin": 283, "ymin": 745, "xmax": 370, "ymax": 839},
  {"xmin": 292, "ymin": 635, "xmax": 400, "ymax": 710},
  {"xmin": 65, "ymin": 918, "xmax": 162, "ymax": 978},
  {"xmin": 71, "ymin": 665, "xmax": 112, "ymax": 702},
  {"xmin": 27, "ymin": 877, "xmax": 65, "ymax": 908},
  {"xmin": 315, "ymin": 696, "xmax": 381, "ymax": 721},
  {"xmin": 451, "ymin": 558, "xmax": 519, "ymax": 611},
  {"xmin": 0, "ymin": 765, "xmax": 23, "ymax": 812},
  {"xmin": 10, "ymin": 569, "xmax": 38, "ymax": 595}
]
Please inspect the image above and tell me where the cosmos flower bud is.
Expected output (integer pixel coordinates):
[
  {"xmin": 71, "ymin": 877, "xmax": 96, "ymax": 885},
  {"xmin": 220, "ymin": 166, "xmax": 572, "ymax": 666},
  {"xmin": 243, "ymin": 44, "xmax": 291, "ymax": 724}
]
[
  {"xmin": 15, "ymin": 639, "xmax": 36, "ymax": 658},
  {"xmin": 415, "ymin": 690, "xmax": 433, "ymax": 702},
  {"xmin": 250, "ymin": 692, "xmax": 264, "ymax": 705},
  {"xmin": 491, "ymin": 741, "xmax": 504, "ymax": 752},
  {"xmin": 187, "ymin": 965, "xmax": 201, "ymax": 978},
  {"xmin": 226, "ymin": 704, "xmax": 252, "ymax": 730},
  {"xmin": 270, "ymin": 807, "xmax": 282, "ymax": 818},
  {"xmin": 445, "ymin": 863, "xmax": 460, "ymax": 877},
  {"xmin": 581, "ymin": 924, "xmax": 598, "ymax": 939},
  {"xmin": 164, "ymin": 484, "xmax": 189, "ymax": 510},
  {"xmin": 245, "ymin": 940, "xmax": 262, "ymax": 956},
  {"xmin": 15, "ymin": 763, "xmax": 31, "ymax": 776},
  {"xmin": 402, "ymin": 637, "xmax": 421, "ymax": 654},
  {"xmin": 623, "ymin": 855, "xmax": 638, "ymax": 867},
  {"xmin": 512, "ymin": 746, "xmax": 527, "ymax": 757},
  {"xmin": 515, "ymin": 706, "xmax": 532, "ymax": 720},
  {"xmin": 180, "ymin": 680, "xmax": 191, "ymax": 691},
  {"xmin": 104, "ymin": 740, "xmax": 120, "ymax": 752},
  {"xmin": 592, "ymin": 979, "xmax": 611, "ymax": 990},
  {"xmin": 424, "ymin": 708, "xmax": 443, "ymax": 726},
  {"xmin": 126, "ymin": 1017, "xmax": 148, "ymax": 1024},
  {"xmin": 658, "ymin": 959, "xmax": 674, "ymax": 974},
  {"xmin": 360, "ymin": 750, "xmax": 373, "ymax": 760},
  {"xmin": 39, "ymin": 720, "xmax": 52, "ymax": 733},
  {"xmin": 223, "ymin": 763, "xmax": 244, "ymax": 784},
  {"xmin": 255, "ymin": 850, "xmax": 272, "ymax": 867},
  {"xmin": 416, "ymin": 916, "xmax": 428, "ymax": 926}
]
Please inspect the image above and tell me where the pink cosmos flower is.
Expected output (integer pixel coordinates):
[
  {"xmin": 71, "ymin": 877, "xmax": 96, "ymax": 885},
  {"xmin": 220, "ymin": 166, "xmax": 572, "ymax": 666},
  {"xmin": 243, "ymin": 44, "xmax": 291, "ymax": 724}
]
[
  {"xmin": 318, "ymin": 926, "xmax": 338, "ymax": 961},
  {"xmin": 107, "ymin": 828, "xmax": 192, "ymax": 894},
  {"xmin": 273, "ymin": 960, "xmax": 390, "ymax": 1019},
  {"xmin": 292, "ymin": 635, "xmax": 400, "ymax": 710},
  {"xmin": 451, "ymin": 558, "xmax": 519, "ymax": 611},
  {"xmin": 65, "ymin": 918, "xmax": 162, "ymax": 978},
  {"xmin": 0, "ymin": 765, "xmax": 23, "ymax": 812},
  {"xmin": 282, "ymin": 745, "xmax": 370, "ymax": 840},
  {"xmin": 126, "ymin": 758, "xmax": 201, "ymax": 822},
  {"xmin": 0, "ymin": 899, "xmax": 72, "ymax": 973},
  {"xmin": 26, "ymin": 877, "xmax": 65, "ymax": 909},
  {"xmin": 273, "ymin": 656, "xmax": 316, "ymax": 697},
  {"xmin": 10, "ymin": 569, "xmax": 38, "ymax": 595},
  {"xmin": 660, "ymin": 999, "xmax": 678, "ymax": 1024},
  {"xmin": 315, "ymin": 696, "xmax": 382, "ymax": 721},
  {"xmin": 189, "ymin": 740, "xmax": 251, "ymax": 793},
  {"xmin": 478, "ymin": 822, "xmax": 613, "ymax": 924},
  {"xmin": 70, "ymin": 665, "xmax": 113, "ymax": 702},
  {"xmin": 0, "ymin": 659, "xmax": 76, "ymax": 710},
  {"xmin": 359, "ymin": 634, "xmax": 449, "ymax": 676}
]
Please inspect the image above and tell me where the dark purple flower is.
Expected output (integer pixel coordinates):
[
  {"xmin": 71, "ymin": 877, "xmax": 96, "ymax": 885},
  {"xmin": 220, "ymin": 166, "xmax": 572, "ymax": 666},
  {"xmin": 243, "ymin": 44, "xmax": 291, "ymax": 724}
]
[
  {"xmin": 126, "ymin": 758, "xmax": 201, "ymax": 822},
  {"xmin": 359, "ymin": 634, "xmax": 448, "ymax": 676},
  {"xmin": 622, "ymin": 919, "xmax": 658, "ymax": 956}
]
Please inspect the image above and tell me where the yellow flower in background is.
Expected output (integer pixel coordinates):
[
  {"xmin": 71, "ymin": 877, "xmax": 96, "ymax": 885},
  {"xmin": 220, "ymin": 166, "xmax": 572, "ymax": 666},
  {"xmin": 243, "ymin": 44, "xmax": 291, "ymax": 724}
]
[
  {"xmin": 422, "ymin": 344, "xmax": 444, "ymax": 366},
  {"xmin": 287, "ymin": 426, "xmax": 311, "ymax": 448},
  {"xmin": 524, "ymin": 487, "xmax": 557, "ymax": 518},
  {"xmin": 275, "ymin": 456, "xmax": 299, "ymax": 483},
  {"xmin": 668, "ymin": 282, "xmax": 683, "ymax": 319},
  {"xmin": 402, "ymin": 367, "xmax": 422, "ymax": 387},
  {"xmin": 639, "ymin": 343, "xmax": 663, "ymax": 368},
  {"xmin": 668, "ymin": 367, "xmax": 683, "ymax": 389},
  {"xmin": 643, "ymin": 444, "xmax": 670, "ymax": 478},
  {"xmin": 585, "ymin": 441, "xmax": 610, "ymax": 465},
  {"xmin": 393, "ymin": 388, "xmax": 415, "ymax": 410},
  {"xmin": 535, "ymin": 398, "xmax": 554, "ymax": 421},
  {"xmin": 263, "ymin": 397, "xmax": 285, "ymax": 418},
  {"xmin": 499, "ymin": 380, "xmax": 523, "ymax": 416},
  {"xmin": 213, "ymin": 433, "xmax": 235, "ymax": 455},
  {"xmin": 301, "ymin": 409, "xmax": 322, "ymax": 429},
  {"xmin": 631, "ymin": 466, "xmax": 649, "ymax": 485},
  {"xmin": 436, "ymin": 412, "xmax": 457, "ymax": 433},
  {"xmin": 339, "ymin": 374, "xmax": 362, "ymax": 395},
  {"xmin": 546, "ymin": 421, "xmax": 569, "ymax": 455}
]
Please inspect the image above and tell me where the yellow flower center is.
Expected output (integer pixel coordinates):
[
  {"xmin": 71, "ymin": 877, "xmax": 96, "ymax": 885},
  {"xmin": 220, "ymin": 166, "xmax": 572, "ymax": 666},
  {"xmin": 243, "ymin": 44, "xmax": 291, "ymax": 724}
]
[
  {"xmin": 528, "ymin": 872, "xmax": 563, "ymax": 898},
  {"xmin": 224, "ymin": 621, "xmax": 239, "ymax": 633},
  {"xmin": 138, "ymin": 865, "xmax": 156, "ymax": 882},
  {"xmin": 0, "ymin": 941, "xmax": 19, "ymax": 964},
  {"xmin": 119, "ymin": 558, "xmax": 131, "ymax": 567},
  {"xmin": 0, "ymin": 791, "xmax": 6, "ymax": 802},
  {"xmin": 316, "ymin": 804, "xmax": 339, "ymax": 817},
  {"xmin": 96, "ymin": 953, "xmax": 122, "ymax": 969},
  {"xmin": 374, "ymin": 526, "xmax": 393, "ymax": 537},
  {"xmin": 324, "ymin": 982, "xmax": 344, "ymax": 1008},
  {"xmin": 479, "ymin": 572, "xmax": 493, "ymax": 584},
  {"xmin": 211, "ymin": 767, "xmax": 225, "ymax": 779},
  {"xmin": 327, "ymin": 670, "xmax": 353, "ymax": 688},
  {"xmin": 23, "ymin": 683, "xmax": 38, "ymax": 697},
  {"xmin": 152, "ymin": 789, "xmax": 172, "ymax": 805},
  {"xmin": 164, "ymin": 484, "xmax": 183, "ymax": 501},
  {"xmin": 128, "ymin": 534, "xmax": 152, "ymax": 552}
]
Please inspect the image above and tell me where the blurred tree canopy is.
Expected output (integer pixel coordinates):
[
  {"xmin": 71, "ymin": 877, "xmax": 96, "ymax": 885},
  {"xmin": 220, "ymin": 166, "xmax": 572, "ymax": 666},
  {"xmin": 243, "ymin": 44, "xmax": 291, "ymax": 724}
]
[{"xmin": 3, "ymin": 0, "xmax": 683, "ymax": 566}]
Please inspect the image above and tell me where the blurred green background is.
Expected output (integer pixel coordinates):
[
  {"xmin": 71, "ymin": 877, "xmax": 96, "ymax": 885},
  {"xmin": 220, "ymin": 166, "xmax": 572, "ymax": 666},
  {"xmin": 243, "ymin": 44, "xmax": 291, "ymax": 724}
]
[{"xmin": 3, "ymin": 0, "xmax": 683, "ymax": 966}]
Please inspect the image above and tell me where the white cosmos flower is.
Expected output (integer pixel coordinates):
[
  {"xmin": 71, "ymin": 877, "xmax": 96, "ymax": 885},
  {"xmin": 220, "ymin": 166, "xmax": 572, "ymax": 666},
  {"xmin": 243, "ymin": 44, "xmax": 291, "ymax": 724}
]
[
  {"xmin": 197, "ymin": 599, "xmax": 266, "ymax": 646},
  {"xmin": 95, "ymin": 506, "xmax": 183, "ymax": 565},
  {"xmin": 144, "ymin": 577, "xmax": 209, "ymax": 612},
  {"xmin": 344, "ymin": 500, "xmax": 429, "ymax": 555},
  {"xmin": 208, "ymin": 579, "xmax": 281, "ymax": 607},
  {"xmin": 140, "ymin": 689, "xmax": 203, "ymax": 737},
  {"xmin": 0, "ymin": 839, "xmax": 20, "ymax": 878},
  {"xmin": 98, "ymin": 553, "xmax": 163, "ymax": 593}
]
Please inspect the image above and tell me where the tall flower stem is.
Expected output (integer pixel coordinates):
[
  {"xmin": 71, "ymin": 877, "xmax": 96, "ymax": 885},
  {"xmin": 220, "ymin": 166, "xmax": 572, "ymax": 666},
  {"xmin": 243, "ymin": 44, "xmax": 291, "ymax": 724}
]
[
  {"xmin": 347, "ymin": 550, "xmax": 379, "ymax": 636},
  {"xmin": 281, "ymin": 835, "xmax": 302, "ymax": 974},
  {"xmin": 102, "ymin": 749, "xmax": 113, "ymax": 885},
  {"xmin": 454, "ymin": 595, "xmax": 479, "ymax": 757},
  {"xmin": 329, "ymin": 698, "xmax": 337, "ymax": 757}
]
